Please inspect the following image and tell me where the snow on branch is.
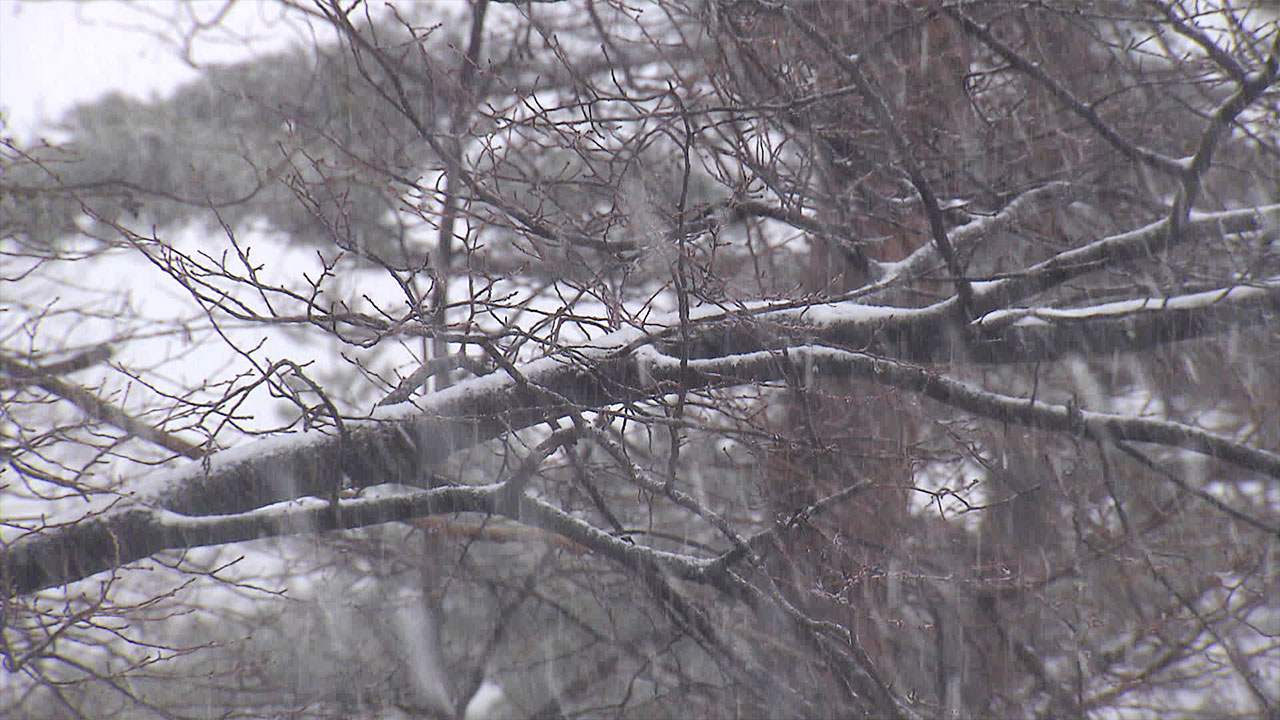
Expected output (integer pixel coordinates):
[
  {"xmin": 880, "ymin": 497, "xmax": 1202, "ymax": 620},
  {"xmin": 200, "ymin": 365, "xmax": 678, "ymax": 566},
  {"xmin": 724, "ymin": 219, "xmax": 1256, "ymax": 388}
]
[
  {"xmin": 8, "ymin": 291, "xmax": 1279, "ymax": 596},
  {"xmin": 961, "ymin": 204, "xmax": 1278, "ymax": 317},
  {"xmin": 4, "ymin": 203, "xmax": 1274, "ymax": 597},
  {"xmin": 657, "ymin": 346, "xmax": 1280, "ymax": 487},
  {"xmin": 6, "ymin": 213, "xmax": 1279, "ymax": 596},
  {"xmin": 968, "ymin": 278, "xmax": 1280, "ymax": 361}
]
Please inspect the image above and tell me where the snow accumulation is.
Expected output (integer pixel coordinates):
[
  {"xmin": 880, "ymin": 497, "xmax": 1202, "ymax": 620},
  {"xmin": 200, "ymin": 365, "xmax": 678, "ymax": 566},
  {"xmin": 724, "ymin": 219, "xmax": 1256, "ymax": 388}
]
[
  {"xmin": 778, "ymin": 300, "xmax": 912, "ymax": 327},
  {"xmin": 976, "ymin": 278, "xmax": 1280, "ymax": 328}
]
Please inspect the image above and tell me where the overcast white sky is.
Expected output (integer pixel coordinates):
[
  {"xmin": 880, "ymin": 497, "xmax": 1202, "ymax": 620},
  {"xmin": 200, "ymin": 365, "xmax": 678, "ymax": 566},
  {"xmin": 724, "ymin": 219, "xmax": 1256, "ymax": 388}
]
[{"xmin": 0, "ymin": 0, "xmax": 317, "ymax": 142}]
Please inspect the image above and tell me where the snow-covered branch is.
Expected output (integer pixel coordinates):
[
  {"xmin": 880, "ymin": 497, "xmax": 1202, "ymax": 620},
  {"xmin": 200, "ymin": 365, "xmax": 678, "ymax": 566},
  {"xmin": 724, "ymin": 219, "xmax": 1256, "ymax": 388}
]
[{"xmin": 9, "ymin": 278, "xmax": 1278, "ymax": 595}]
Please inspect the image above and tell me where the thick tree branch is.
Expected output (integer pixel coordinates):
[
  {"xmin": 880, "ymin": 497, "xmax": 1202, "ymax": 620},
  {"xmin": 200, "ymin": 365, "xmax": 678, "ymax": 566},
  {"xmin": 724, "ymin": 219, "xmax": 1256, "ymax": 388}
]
[
  {"xmin": 7, "ymin": 285, "xmax": 1278, "ymax": 596},
  {"xmin": 959, "ymin": 204, "xmax": 1276, "ymax": 317},
  {"xmin": 1168, "ymin": 28, "xmax": 1280, "ymax": 236},
  {"xmin": 663, "ymin": 346, "xmax": 1280, "ymax": 485},
  {"xmin": 1, "ymin": 486, "xmax": 500, "ymax": 598},
  {"xmin": 968, "ymin": 279, "xmax": 1280, "ymax": 362}
]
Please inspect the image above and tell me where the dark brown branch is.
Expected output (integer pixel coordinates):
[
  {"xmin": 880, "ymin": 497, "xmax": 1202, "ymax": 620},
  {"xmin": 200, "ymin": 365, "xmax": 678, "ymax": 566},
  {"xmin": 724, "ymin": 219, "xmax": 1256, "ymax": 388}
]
[
  {"xmin": 0, "ymin": 345, "xmax": 113, "ymax": 381},
  {"xmin": 783, "ymin": 5, "xmax": 974, "ymax": 318},
  {"xmin": 0, "ymin": 351, "xmax": 206, "ymax": 460},
  {"xmin": 946, "ymin": 7, "xmax": 1186, "ymax": 177},
  {"xmin": 1169, "ymin": 29, "xmax": 1280, "ymax": 234}
]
